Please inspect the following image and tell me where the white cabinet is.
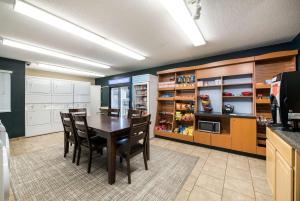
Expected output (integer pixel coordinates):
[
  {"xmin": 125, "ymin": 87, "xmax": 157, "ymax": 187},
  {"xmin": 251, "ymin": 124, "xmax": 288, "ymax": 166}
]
[
  {"xmin": 25, "ymin": 104, "xmax": 52, "ymax": 136},
  {"xmin": 74, "ymin": 82, "xmax": 90, "ymax": 96},
  {"xmin": 52, "ymin": 80, "xmax": 73, "ymax": 95},
  {"xmin": 74, "ymin": 81, "xmax": 90, "ymax": 103},
  {"xmin": 26, "ymin": 77, "xmax": 52, "ymax": 104},
  {"xmin": 25, "ymin": 76, "xmax": 92, "ymax": 137},
  {"xmin": 26, "ymin": 77, "xmax": 51, "ymax": 94},
  {"xmin": 52, "ymin": 80, "xmax": 73, "ymax": 103},
  {"xmin": 51, "ymin": 104, "xmax": 73, "ymax": 132}
]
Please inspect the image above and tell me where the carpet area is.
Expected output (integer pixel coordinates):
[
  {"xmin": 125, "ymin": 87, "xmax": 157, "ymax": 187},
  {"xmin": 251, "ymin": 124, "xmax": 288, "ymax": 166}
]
[{"xmin": 10, "ymin": 144, "xmax": 198, "ymax": 201}]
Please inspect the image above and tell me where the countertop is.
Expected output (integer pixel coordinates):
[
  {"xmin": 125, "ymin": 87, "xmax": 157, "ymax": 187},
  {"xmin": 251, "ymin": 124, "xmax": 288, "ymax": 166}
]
[
  {"xmin": 268, "ymin": 125, "xmax": 300, "ymax": 151},
  {"xmin": 195, "ymin": 112, "xmax": 256, "ymax": 119}
]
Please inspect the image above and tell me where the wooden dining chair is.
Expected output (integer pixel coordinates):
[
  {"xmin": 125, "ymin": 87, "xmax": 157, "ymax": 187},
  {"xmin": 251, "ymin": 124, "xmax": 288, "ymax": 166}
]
[
  {"xmin": 60, "ymin": 112, "xmax": 78, "ymax": 163},
  {"xmin": 99, "ymin": 108, "xmax": 109, "ymax": 115},
  {"xmin": 127, "ymin": 109, "xmax": 142, "ymax": 118},
  {"xmin": 117, "ymin": 115, "xmax": 151, "ymax": 184},
  {"xmin": 107, "ymin": 108, "xmax": 120, "ymax": 117},
  {"xmin": 72, "ymin": 115, "xmax": 107, "ymax": 173}
]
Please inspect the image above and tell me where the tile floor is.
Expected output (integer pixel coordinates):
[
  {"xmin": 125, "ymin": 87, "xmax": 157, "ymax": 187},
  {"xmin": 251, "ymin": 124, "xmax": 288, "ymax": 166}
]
[{"xmin": 9, "ymin": 133, "xmax": 274, "ymax": 201}]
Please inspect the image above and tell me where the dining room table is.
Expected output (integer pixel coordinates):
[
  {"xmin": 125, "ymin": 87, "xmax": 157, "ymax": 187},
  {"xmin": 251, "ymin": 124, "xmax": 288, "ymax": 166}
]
[{"xmin": 87, "ymin": 114, "xmax": 150, "ymax": 185}]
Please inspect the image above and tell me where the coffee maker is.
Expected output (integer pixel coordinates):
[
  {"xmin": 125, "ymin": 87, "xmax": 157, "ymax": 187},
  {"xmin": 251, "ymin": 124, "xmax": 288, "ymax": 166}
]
[{"xmin": 270, "ymin": 71, "xmax": 300, "ymax": 131}]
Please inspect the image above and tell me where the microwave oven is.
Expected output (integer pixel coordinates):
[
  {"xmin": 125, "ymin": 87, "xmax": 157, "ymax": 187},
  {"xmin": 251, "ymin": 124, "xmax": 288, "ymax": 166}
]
[{"xmin": 198, "ymin": 120, "xmax": 221, "ymax": 133}]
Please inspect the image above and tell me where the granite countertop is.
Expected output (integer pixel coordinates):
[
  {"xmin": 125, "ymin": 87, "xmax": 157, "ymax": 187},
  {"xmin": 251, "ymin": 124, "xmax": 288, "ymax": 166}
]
[
  {"xmin": 195, "ymin": 112, "xmax": 256, "ymax": 119},
  {"xmin": 268, "ymin": 126, "xmax": 300, "ymax": 152}
]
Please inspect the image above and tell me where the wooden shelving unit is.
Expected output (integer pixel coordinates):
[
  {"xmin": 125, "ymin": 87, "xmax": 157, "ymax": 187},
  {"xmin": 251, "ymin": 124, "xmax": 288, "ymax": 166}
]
[
  {"xmin": 254, "ymin": 51, "xmax": 297, "ymax": 156},
  {"xmin": 223, "ymin": 96, "xmax": 253, "ymax": 98},
  {"xmin": 155, "ymin": 50, "xmax": 298, "ymax": 156},
  {"xmin": 158, "ymin": 97, "xmax": 174, "ymax": 101},
  {"xmin": 256, "ymin": 99, "xmax": 270, "ymax": 104},
  {"xmin": 158, "ymin": 87, "xmax": 175, "ymax": 91}
]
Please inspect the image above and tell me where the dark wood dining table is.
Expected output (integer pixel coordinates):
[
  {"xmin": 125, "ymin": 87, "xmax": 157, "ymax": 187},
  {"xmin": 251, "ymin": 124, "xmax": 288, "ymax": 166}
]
[{"xmin": 87, "ymin": 114, "xmax": 150, "ymax": 185}]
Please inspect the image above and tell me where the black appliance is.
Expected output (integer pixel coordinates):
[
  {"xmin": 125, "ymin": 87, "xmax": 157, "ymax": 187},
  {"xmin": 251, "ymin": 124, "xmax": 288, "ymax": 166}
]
[
  {"xmin": 198, "ymin": 120, "xmax": 221, "ymax": 133},
  {"xmin": 270, "ymin": 71, "xmax": 300, "ymax": 131}
]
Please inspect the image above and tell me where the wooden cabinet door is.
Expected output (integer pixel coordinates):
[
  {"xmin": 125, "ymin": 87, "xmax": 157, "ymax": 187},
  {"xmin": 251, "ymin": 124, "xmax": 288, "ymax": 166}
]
[
  {"xmin": 276, "ymin": 151, "xmax": 293, "ymax": 201},
  {"xmin": 231, "ymin": 118, "xmax": 256, "ymax": 153},
  {"xmin": 266, "ymin": 140, "xmax": 276, "ymax": 196},
  {"xmin": 295, "ymin": 152, "xmax": 300, "ymax": 201}
]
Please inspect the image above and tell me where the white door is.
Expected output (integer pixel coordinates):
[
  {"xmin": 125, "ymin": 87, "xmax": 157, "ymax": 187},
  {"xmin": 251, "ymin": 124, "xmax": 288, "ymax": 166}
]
[{"xmin": 90, "ymin": 85, "xmax": 101, "ymax": 116}]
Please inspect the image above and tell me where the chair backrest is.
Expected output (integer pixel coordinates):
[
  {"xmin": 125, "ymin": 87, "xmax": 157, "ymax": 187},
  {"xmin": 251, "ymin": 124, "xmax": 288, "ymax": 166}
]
[
  {"xmin": 128, "ymin": 115, "xmax": 151, "ymax": 149},
  {"xmin": 60, "ymin": 112, "xmax": 77, "ymax": 143},
  {"xmin": 72, "ymin": 115, "xmax": 92, "ymax": 145},
  {"xmin": 127, "ymin": 109, "xmax": 142, "ymax": 119},
  {"xmin": 100, "ymin": 108, "xmax": 109, "ymax": 115},
  {"xmin": 69, "ymin": 108, "xmax": 87, "ymax": 115},
  {"xmin": 108, "ymin": 108, "xmax": 120, "ymax": 117}
]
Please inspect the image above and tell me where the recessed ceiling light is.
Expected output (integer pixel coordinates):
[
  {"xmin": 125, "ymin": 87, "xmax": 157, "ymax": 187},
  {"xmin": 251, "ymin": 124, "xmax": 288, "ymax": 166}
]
[
  {"xmin": 14, "ymin": 0, "xmax": 146, "ymax": 60},
  {"xmin": 1, "ymin": 38, "xmax": 110, "ymax": 69},
  {"xmin": 161, "ymin": 0, "xmax": 206, "ymax": 46},
  {"xmin": 35, "ymin": 63, "xmax": 105, "ymax": 78}
]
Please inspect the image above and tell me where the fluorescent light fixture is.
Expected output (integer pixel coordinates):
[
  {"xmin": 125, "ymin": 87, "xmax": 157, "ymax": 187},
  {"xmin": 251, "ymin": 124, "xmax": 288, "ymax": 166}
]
[
  {"xmin": 36, "ymin": 63, "xmax": 105, "ymax": 78},
  {"xmin": 1, "ymin": 38, "xmax": 110, "ymax": 68},
  {"xmin": 14, "ymin": 0, "xmax": 146, "ymax": 60},
  {"xmin": 161, "ymin": 0, "xmax": 206, "ymax": 46}
]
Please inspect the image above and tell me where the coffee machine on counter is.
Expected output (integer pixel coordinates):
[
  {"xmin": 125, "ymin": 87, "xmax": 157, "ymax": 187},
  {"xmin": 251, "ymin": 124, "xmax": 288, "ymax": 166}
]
[{"xmin": 270, "ymin": 71, "xmax": 300, "ymax": 131}]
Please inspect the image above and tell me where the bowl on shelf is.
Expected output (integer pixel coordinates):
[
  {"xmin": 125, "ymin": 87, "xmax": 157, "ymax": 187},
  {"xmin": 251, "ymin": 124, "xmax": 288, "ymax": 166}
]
[
  {"xmin": 241, "ymin": 91, "xmax": 253, "ymax": 96},
  {"xmin": 223, "ymin": 92, "xmax": 233, "ymax": 96}
]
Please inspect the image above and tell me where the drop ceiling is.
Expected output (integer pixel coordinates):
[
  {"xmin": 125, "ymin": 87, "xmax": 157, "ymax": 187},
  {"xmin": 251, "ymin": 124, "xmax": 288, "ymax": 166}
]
[{"xmin": 0, "ymin": 0, "xmax": 299, "ymax": 76}]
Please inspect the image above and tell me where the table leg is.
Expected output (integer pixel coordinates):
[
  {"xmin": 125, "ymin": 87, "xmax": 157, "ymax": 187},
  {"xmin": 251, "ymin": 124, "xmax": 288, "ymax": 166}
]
[{"xmin": 107, "ymin": 135, "xmax": 116, "ymax": 185}]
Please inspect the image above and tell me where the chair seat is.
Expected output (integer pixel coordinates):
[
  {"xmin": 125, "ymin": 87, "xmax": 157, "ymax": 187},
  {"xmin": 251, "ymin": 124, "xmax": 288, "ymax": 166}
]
[
  {"xmin": 116, "ymin": 137, "xmax": 128, "ymax": 145},
  {"xmin": 81, "ymin": 136, "xmax": 106, "ymax": 148},
  {"xmin": 118, "ymin": 143, "xmax": 143, "ymax": 156}
]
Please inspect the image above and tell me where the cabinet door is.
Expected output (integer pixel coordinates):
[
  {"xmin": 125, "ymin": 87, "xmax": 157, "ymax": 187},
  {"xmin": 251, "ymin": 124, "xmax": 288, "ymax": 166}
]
[
  {"xmin": 276, "ymin": 151, "xmax": 293, "ymax": 201},
  {"xmin": 26, "ymin": 77, "xmax": 51, "ymax": 94},
  {"xmin": 74, "ymin": 82, "xmax": 90, "ymax": 96},
  {"xmin": 194, "ymin": 131, "xmax": 211, "ymax": 145},
  {"xmin": 266, "ymin": 140, "xmax": 276, "ymax": 196},
  {"xmin": 211, "ymin": 134, "xmax": 231, "ymax": 149},
  {"xmin": 231, "ymin": 118, "xmax": 256, "ymax": 153},
  {"xmin": 52, "ymin": 80, "xmax": 73, "ymax": 95}
]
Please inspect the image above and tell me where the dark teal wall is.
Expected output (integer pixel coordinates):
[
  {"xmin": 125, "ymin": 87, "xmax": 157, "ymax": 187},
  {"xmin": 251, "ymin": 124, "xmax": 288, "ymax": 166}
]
[
  {"xmin": 292, "ymin": 33, "xmax": 300, "ymax": 70},
  {"xmin": 0, "ymin": 57, "xmax": 25, "ymax": 138},
  {"xmin": 96, "ymin": 33, "xmax": 300, "ymax": 106}
]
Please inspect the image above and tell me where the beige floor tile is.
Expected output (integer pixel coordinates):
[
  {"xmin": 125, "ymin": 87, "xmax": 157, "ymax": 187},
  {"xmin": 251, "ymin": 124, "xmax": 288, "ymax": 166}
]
[
  {"xmin": 150, "ymin": 138, "xmax": 170, "ymax": 147},
  {"xmin": 249, "ymin": 158, "xmax": 266, "ymax": 169},
  {"xmin": 209, "ymin": 150, "xmax": 228, "ymax": 161},
  {"xmin": 222, "ymin": 188, "xmax": 255, "ymax": 201},
  {"xmin": 206, "ymin": 156, "xmax": 227, "ymax": 169},
  {"xmin": 250, "ymin": 166, "xmax": 266, "ymax": 179},
  {"xmin": 190, "ymin": 161, "xmax": 204, "ymax": 177},
  {"xmin": 227, "ymin": 157, "xmax": 249, "ymax": 171},
  {"xmin": 252, "ymin": 178, "xmax": 273, "ymax": 196},
  {"xmin": 202, "ymin": 163, "xmax": 226, "ymax": 179},
  {"xmin": 224, "ymin": 176, "xmax": 255, "ymax": 198},
  {"xmin": 188, "ymin": 186, "xmax": 221, "ymax": 201},
  {"xmin": 183, "ymin": 175, "xmax": 197, "ymax": 191},
  {"xmin": 255, "ymin": 192, "xmax": 275, "ymax": 201},
  {"xmin": 175, "ymin": 188, "xmax": 191, "ymax": 201},
  {"xmin": 196, "ymin": 173, "xmax": 224, "ymax": 195},
  {"xmin": 228, "ymin": 153, "xmax": 249, "ymax": 161},
  {"xmin": 226, "ymin": 166, "xmax": 252, "ymax": 181}
]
